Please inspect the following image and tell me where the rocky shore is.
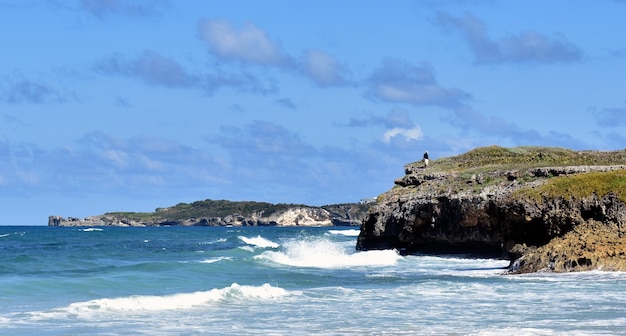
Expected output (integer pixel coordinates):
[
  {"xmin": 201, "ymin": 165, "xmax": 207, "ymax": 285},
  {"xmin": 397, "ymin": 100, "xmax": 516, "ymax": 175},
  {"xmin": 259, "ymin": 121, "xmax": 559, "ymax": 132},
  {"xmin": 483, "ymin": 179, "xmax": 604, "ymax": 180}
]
[
  {"xmin": 49, "ymin": 201, "xmax": 370, "ymax": 227},
  {"xmin": 356, "ymin": 146, "xmax": 626, "ymax": 273}
]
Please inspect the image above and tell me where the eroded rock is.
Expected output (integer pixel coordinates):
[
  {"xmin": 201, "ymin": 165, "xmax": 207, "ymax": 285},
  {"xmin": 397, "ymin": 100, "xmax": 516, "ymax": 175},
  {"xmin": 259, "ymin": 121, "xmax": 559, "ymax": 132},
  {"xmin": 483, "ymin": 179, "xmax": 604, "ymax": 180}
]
[{"xmin": 357, "ymin": 156, "xmax": 626, "ymax": 273}]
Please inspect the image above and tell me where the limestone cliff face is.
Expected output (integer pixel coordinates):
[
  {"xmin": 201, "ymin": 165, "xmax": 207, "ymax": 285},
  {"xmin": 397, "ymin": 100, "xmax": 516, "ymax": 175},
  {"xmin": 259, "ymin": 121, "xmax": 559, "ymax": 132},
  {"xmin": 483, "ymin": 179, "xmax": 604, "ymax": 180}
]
[
  {"xmin": 268, "ymin": 207, "xmax": 333, "ymax": 226},
  {"xmin": 356, "ymin": 147, "xmax": 626, "ymax": 273}
]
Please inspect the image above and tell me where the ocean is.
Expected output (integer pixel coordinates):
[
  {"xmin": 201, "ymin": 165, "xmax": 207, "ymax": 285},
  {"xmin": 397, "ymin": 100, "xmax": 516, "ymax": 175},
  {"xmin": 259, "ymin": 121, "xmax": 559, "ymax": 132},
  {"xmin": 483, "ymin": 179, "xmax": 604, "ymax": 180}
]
[{"xmin": 1, "ymin": 226, "xmax": 625, "ymax": 335}]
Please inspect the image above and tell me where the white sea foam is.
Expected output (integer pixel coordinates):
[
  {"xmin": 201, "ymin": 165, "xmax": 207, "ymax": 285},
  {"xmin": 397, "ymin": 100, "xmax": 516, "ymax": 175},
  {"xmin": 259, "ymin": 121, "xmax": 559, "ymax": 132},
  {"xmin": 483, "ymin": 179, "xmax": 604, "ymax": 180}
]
[
  {"xmin": 327, "ymin": 229, "xmax": 360, "ymax": 236},
  {"xmin": 256, "ymin": 238, "xmax": 400, "ymax": 268},
  {"xmin": 27, "ymin": 283, "xmax": 289, "ymax": 320},
  {"xmin": 80, "ymin": 228, "xmax": 103, "ymax": 232},
  {"xmin": 401, "ymin": 255, "xmax": 509, "ymax": 278},
  {"xmin": 239, "ymin": 235, "xmax": 280, "ymax": 248},
  {"xmin": 0, "ymin": 233, "xmax": 9, "ymax": 238}
]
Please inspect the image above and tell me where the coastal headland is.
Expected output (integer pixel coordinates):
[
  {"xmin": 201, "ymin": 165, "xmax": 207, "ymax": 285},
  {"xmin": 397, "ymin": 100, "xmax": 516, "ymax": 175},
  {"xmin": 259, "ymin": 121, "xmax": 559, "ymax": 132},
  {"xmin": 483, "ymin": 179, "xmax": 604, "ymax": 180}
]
[
  {"xmin": 49, "ymin": 200, "xmax": 371, "ymax": 227},
  {"xmin": 356, "ymin": 146, "xmax": 626, "ymax": 273}
]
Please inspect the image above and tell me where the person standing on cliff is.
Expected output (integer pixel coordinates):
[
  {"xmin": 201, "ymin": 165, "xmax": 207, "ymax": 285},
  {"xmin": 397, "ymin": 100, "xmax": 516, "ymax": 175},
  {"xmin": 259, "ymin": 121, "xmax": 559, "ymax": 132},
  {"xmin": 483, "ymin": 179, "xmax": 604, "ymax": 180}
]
[{"xmin": 423, "ymin": 151, "xmax": 429, "ymax": 167}]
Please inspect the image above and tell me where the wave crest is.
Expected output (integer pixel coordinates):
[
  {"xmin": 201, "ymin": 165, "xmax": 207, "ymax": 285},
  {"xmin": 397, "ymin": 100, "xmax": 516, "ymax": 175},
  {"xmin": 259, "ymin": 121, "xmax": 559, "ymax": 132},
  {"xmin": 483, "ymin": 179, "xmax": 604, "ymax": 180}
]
[
  {"xmin": 30, "ymin": 283, "xmax": 288, "ymax": 320},
  {"xmin": 239, "ymin": 235, "xmax": 280, "ymax": 248},
  {"xmin": 327, "ymin": 229, "xmax": 360, "ymax": 237}
]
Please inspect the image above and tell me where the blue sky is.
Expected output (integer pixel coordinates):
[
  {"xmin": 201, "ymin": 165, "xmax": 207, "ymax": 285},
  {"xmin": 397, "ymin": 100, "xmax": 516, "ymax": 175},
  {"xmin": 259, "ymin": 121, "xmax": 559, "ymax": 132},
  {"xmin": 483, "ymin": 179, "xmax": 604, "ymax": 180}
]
[{"xmin": 2, "ymin": 0, "xmax": 626, "ymax": 225}]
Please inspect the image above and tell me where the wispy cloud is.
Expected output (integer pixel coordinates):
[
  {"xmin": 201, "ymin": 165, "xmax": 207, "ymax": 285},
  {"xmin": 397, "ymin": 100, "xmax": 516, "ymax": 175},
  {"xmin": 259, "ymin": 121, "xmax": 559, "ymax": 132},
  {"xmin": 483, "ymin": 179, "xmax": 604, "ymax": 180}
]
[
  {"xmin": 345, "ymin": 108, "xmax": 415, "ymax": 129},
  {"xmin": 208, "ymin": 119, "xmax": 427, "ymax": 202},
  {"xmin": 593, "ymin": 106, "xmax": 626, "ymax": 127},
  {"xmin": 94, "ymin": 50, "xmax": 277, "ymax": 94},
  {"xmin": 298, "ymin": 49, "xmax": 350, "ymax": 87},
  {"xmin": 599, "ymin": 131, "xmax": 626, "ymax": 149},
  {"xmin": 436, "ymin": 12, "xmax": 583, "ymax": 64},
  {"xmin": 0, "ymin": 73, "xmax": 67, "ymax": 104},
  {"xmin": 447, "ymin": 105, "xmax": 588, "ymax": 149},
  {"xmin": 198, "ymin": 18, "xmax": 289, "ymax": 67},
  {"xmin": 78, "ymin": 0, "xmax": 169, "ymax": 18},
  {"xmin": 94, "ymin": 51, "xmax": 199, "ymax": 88},
  {"xmin": 215, "ymin": 120, "xmax": 316, "ymax": 156},
  {"xmin": 610, "ymin": 47, "xmax": 626, "ymax": 58},
  {"xmin": 204, "ymin": 69, "xmax": 278, "ymax": 95},
  {"xmin": 0, "ymin": 132, "xmax": 224, "ymax": 196},
  {"xmin": 0, "ymin": 141, "xmax": 43, "ymax": 192},
  {"xmin": 275, "ymin": 98, "xmax": 296, "ymax": 109},
  {"xmin": 88, "ymin": 18, "xmax": 354, "ymax": 96},
  {"xmin": 366, "ymin": 58, "xmax": 470, "ymax": 107},
  {"xmin": 3, "ymin": 114, "xmax": 29, "ymax": 128}
]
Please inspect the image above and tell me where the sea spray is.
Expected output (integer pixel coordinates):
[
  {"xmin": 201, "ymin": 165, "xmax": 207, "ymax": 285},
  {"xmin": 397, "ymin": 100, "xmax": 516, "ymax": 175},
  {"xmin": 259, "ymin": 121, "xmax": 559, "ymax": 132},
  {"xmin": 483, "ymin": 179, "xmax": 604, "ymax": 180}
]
[{"xmin": 256, "ymin": 236, "xmax": 400, "ymax": 268}]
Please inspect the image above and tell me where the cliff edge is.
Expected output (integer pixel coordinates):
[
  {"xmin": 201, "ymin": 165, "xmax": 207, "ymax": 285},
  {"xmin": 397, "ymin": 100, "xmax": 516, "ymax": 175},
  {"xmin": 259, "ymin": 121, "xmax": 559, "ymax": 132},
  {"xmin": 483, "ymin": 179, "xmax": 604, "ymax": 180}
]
[{"xmin": 356, "ymin": 146, "xmax": 626, "ymax": 273}]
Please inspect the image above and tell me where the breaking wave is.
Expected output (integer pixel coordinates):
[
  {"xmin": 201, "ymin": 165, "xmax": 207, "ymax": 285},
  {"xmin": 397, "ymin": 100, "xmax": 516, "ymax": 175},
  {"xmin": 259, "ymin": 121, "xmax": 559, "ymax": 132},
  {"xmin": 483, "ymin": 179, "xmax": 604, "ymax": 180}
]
[
  {"xmin": 255, "ymin": 237, "xmax": 400, "ymax": 268},
  {"xmin": 27, "ymin": 283, "xmax": 289, "ymax": 320}
]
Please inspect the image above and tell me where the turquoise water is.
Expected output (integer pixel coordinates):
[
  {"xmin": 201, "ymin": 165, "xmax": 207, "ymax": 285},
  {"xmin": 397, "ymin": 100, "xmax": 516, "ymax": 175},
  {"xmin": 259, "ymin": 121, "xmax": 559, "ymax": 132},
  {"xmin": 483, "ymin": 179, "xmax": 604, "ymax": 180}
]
[{"xmin": 1, "ymin": 226, "xmax": 625, "ymax": 335}]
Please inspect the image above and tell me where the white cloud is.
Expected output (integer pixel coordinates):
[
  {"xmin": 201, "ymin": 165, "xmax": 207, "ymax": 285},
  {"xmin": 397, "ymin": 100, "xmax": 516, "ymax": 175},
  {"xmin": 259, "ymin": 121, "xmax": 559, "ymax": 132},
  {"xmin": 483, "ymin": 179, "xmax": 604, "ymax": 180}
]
[
  {"xmin": 198, "ymin": 18, "xmax": 287, "ymax": 66},
  {"xmin": 383, "ymin": 126, "xmax": 423, "ymax": 143},
  {"xmin": 197, "ymin": 19, "xmax": 352, "ymax": 88}
]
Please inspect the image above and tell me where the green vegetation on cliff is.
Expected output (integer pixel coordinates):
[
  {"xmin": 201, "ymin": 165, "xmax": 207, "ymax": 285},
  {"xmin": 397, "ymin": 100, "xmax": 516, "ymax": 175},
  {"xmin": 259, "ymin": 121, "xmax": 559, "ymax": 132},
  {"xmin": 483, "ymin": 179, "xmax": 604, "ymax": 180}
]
[
  {"xmin": 104, "ymin": 199, "xmax": 370, "ymax": 223},
  {"xmin": 397, "ymin": 146, "xmax": 626, "ymax": 198},
  {"xmin": 422, "ymin": 145, "xmax": 626, "ymax": 172},
  {"xmin": 513, "ymin": 170, "xmax": 626, "ymax": 203},
  {"xmin": 105, "ymin": 199, "xmax": 309, "ymax": 222}
]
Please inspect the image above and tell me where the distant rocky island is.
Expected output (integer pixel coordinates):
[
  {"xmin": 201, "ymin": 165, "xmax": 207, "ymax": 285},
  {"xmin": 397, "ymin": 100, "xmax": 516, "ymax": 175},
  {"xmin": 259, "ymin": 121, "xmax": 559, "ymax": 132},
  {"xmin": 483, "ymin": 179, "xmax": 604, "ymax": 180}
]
[
  {"xmin": 356, "ymin": 146, "xmax": 626, "ymax": 274},
  {"xmin": 49, "ymin": 200, "xmax": 371, "ymax": 227}
]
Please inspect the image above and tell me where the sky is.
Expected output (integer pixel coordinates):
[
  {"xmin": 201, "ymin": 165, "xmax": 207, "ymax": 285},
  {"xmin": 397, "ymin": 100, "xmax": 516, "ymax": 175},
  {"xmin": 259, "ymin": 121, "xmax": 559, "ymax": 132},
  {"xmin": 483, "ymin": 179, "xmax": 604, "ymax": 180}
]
[{"xmin": 2, "ymin": 0, "xmax": 626, "ymax": 225}]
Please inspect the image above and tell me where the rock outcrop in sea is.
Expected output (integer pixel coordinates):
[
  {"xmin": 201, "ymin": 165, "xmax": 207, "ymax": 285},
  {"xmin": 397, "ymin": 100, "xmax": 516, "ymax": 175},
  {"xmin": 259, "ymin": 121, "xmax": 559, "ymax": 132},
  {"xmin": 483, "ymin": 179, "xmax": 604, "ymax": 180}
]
[
  {"xmin": 49, "ymin": 201, "xmax": 370, "ymax": 227},
  {"xmin": 356, "ymin": 146, "xmax": 626, "ymax": 273}
]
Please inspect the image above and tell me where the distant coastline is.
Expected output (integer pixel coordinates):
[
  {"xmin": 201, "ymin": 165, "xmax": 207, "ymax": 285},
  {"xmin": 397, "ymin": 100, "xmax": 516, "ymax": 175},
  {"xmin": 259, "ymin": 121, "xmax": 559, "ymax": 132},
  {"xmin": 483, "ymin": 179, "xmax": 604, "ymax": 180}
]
[{"xmin": 49, "ymin": 200, "xmax": 372, "ymax": 227}]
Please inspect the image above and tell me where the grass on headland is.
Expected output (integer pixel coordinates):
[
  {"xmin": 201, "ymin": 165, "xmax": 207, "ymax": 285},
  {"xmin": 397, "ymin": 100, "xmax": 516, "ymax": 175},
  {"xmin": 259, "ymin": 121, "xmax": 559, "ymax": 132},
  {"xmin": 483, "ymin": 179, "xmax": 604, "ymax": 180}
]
[
  {"xmin": 512, "ymin": 170, "xmax": 626, "ymax": 203},
  {"xmin": 102, "ymin": 199, "xmax": 371, "ymax": 223},
  {"xmin": 416, "ymin": 145, "xmax": 626, "ymax": 174},
  {"xmin": 395, "ymin": 145, "xmax": 626, "ymax": 199}
]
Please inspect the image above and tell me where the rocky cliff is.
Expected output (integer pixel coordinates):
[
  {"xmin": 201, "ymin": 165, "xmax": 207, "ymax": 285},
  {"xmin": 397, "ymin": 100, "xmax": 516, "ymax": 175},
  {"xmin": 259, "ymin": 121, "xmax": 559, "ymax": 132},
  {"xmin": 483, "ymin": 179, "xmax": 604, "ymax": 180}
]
[
  {"xmin": 356, "ymin": 146, "xmax": 626, "ymax": 273},
  {"xmin": 49, "ymin": 200, "xmax": 370, "ymax": 227}
]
